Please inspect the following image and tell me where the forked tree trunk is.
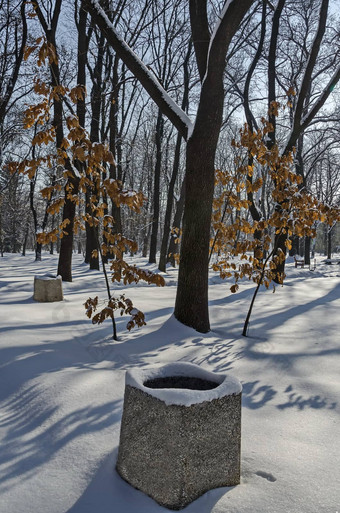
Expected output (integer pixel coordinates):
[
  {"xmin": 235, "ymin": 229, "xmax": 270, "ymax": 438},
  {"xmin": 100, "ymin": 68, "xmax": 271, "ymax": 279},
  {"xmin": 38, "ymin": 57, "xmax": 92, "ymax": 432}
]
[
  {"xmin": 174, "ymin": 69, "xmax": 224, "ymax": 332},
  {"xmin": 84, "ymin": 0, "xmax": 255, "ymax": 332}
]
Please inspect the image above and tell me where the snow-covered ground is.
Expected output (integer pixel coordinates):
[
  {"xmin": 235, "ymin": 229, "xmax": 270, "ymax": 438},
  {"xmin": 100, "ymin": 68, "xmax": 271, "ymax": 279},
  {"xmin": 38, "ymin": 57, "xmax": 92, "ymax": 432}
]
[{"xmin": 0, "ymin": 252, "xmax": 339, "ymax": 513}]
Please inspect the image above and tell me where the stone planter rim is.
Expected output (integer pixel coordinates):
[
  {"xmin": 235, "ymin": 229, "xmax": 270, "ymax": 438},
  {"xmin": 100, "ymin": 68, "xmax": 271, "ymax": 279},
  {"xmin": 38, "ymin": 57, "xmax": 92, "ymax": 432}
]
[
  {"xmin": 125, "ymin": 362, "xmax": 242, "ymax": 407},
  {"xmin": 34, "ymin": 273, "xmax": 62, "ymax": 280}
]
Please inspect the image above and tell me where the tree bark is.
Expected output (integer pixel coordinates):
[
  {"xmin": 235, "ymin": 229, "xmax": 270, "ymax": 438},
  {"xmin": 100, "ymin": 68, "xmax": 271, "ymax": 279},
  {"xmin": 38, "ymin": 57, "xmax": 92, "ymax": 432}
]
[
  {"xmin": 159, "ymin": 131, "xmax": 182, "ymax": 272},
  {"xmin": 159, "ymin": 41, "xmax": 191, "ymax": 272},
  {"xmin": 167, "ymin": 175, "xmax": 186, "ymax": 267},
  {"xmin": 57, "ymin": 178, "xmax": 78, "ymax": 281},
  {"xmin": 174, "ymin": 132, "xmax": 217, "ymax": 332},
  {"xmin": 304, "ymin": 236, "xmax": 311, "ymax": 265},
  {"xmin": 149, "ymin": 109, "xmax": 164, "ymax": 264},
  {"xmin": 85, "ymin": 29, "xmax": 105, "ymax": 270},
  {"xmin": 327, "ymin": 226, "xmax": 332, "ymax": 260}
]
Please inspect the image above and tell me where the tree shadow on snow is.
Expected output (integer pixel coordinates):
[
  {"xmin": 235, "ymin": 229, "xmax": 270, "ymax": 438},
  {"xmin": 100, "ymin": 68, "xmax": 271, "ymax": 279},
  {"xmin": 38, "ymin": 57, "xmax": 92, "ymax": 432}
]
[
  {"xmin": 241, "ymin": 380, "xmax": 277, "ymax": 409},
  {"xmin": 250, "ymin": 281, "xmax": 340, "ymax": 335},
  {"xmin": 276, "ymin": 385, "xmax": 337, "ymax": 411},
  {"xmin": 0, "ymin": 386, "xmax": 122, "ymax": 493}
]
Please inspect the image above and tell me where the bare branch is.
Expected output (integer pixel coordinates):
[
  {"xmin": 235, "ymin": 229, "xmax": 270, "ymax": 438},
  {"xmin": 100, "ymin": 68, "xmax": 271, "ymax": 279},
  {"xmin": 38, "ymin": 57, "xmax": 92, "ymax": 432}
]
[{"xmin": 83, "ymin": 0, "xmax": 192, "ymax": 139}]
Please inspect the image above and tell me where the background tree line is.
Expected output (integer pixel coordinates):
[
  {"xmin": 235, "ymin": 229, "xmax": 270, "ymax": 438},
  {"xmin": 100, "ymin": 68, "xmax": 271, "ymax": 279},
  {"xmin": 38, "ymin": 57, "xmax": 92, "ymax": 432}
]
[{"xmin": 0, "ymin": 0, "xmax": 339, "ymax": 332}]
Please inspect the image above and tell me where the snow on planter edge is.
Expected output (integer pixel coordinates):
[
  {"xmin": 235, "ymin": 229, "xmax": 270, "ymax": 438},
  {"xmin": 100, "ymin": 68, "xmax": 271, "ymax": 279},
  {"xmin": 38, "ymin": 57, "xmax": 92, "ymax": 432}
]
[
  {"xmin": 125, "ymin": 362, "xmax": 242, "ymax": 407},
  {"xmin": 34, "ymin": 274, "xmax": 62, "ymax": 280}
]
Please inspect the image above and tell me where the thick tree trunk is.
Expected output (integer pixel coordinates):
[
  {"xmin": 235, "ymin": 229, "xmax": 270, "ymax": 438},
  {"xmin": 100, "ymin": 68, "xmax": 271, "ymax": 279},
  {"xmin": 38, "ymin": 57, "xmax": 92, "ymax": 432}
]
[
  {"xmin": 174, "ymin": 135, "xmax": 216, "ymax": 333},
  {"xmin": 36, "ymin": 242, "xmax": 42, "ymax": 261},
  {"xmin": 174, "ymin": 67, "xmax": 224, "ymax": 331},
  {"xmin": 37, "ymin": 2, "xmax": 77, "ymax": 281}
]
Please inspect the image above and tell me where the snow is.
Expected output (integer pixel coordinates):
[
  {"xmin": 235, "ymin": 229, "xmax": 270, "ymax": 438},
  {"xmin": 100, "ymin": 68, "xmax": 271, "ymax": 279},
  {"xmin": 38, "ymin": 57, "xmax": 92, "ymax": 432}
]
[
  {"xmin": 125, "ymin": 362, "xmax": 241, "ymax": 406},
  {"xmin": 0, "ymin": 252, "xmax": 340, "ymax": 513},
  {"xmin": 34, "ymin": 273, "xmax": 60, "ymax": 280}
]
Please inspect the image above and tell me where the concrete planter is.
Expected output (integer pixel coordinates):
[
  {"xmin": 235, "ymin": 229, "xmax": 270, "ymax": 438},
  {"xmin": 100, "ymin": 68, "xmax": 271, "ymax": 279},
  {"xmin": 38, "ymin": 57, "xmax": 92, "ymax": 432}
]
[
  {"xmin": 116, "ymin": 362, "xmax": 242, "ymax": 510},
  {"xmin": 33, "ymin": 274, "xmax": 63, "ymax": 302}
]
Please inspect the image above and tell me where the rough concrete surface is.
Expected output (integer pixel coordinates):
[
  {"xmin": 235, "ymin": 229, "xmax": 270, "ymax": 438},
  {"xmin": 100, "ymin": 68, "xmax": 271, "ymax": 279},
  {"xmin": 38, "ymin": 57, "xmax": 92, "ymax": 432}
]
[
  {"xmin": 116, "ymin": 367, "xmax": 242, "ymax": 510},
  {"xmin": 33, "ymin": 275, "xmax": 63, "ymax": 302}
]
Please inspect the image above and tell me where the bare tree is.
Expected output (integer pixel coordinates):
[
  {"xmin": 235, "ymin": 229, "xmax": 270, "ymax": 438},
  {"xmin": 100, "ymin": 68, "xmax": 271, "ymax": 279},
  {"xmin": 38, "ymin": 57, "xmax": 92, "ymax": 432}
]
[
  {"xmin": 84, "ymin": 0, "xmax": 255, "ymax": 332},
  {"xmin": 0, "ymin": 0, "xmax": 27, "ymax": 129}
]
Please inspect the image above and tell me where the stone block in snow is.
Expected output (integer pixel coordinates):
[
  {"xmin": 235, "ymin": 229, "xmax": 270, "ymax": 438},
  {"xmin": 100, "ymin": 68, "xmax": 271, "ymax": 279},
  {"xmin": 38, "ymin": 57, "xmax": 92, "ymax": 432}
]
[{"xmin": 116, "ymin": 362, "xmax": 242, "ymax": 510}]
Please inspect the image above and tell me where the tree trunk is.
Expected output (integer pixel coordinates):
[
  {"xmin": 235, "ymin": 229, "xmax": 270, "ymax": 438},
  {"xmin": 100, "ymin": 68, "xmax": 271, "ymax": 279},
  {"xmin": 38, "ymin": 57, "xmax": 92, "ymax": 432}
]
[
  {"xmin": 174, "ymin": 0, "xmax": 253, "ymax": 329},
  {"xmin": 174, "ymin": 61, "xmax": 224, "ymax": 331},
  {"xmin": 327, "ymin": 227, "xmax": 332, "ymax": 260},
  {"xmin": 158, "ymin": 131, "xmax": 182, "ymax": 272},
  {"xmin": 85, "ymin": 30, "xmax": 105, "ymax": 270},
  {"xmin": 159, "ymin": 42, "xmax": 191, "ymax": 272},
  {"xmin": 270, "ymin": 0, "xmax": 335, "ymax": 279},
  {"xmin": 22, "ymin": 219, "xmax": 29, "ymax": 257},
  {"xmin": 174, "ymin": 133, "xmax": 216, "ymax": 332},
  {"xmin": 289, "ymin": 235, "xmax": 299, "ymax": 256},
  {"xmin": 57, "ymin": 176, "xmax": 79, "ymax": 281},
  {"xmin": 304, "ymin": 236, "xmax": 311, "ymax": 265},
  {"xmin": 109, "ymin": 57, "xmax": 123, "ymax": 236},
  {"xmin": 167, "ymin": 175, "xmax": 186, "ymax": 266},
  {"xmin": 142, "ymin": 216, "xmax": 152, "ymax": 258},
  {"xmin": 149, "ymin": 109, "xmax": 164, "ymax": 264}
]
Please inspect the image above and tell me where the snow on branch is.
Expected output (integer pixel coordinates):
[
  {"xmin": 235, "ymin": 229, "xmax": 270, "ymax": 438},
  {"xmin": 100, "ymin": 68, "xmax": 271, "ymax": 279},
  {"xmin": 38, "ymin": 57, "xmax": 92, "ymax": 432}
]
[{"xmin": 84, "ymin": 0, "xmax": 193, "ymax": 140}]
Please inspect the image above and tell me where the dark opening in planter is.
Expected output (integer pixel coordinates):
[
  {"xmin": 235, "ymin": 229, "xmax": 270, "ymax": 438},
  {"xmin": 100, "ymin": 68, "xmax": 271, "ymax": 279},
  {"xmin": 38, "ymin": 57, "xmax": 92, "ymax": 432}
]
[
  {"xmin": 117, "ymin": 362, "xmax": 242, "ymax": 510},
  {"xmin": 144, "ymin": 376, "xmax": 219, "ymax": 390}
]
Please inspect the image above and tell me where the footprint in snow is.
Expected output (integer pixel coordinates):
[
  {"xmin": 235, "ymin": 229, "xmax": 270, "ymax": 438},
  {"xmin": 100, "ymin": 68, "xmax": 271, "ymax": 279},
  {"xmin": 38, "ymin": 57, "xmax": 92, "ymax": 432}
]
[{"xmin": 255, "ymin": 470, "xmax": 277, "ymax": 482}]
